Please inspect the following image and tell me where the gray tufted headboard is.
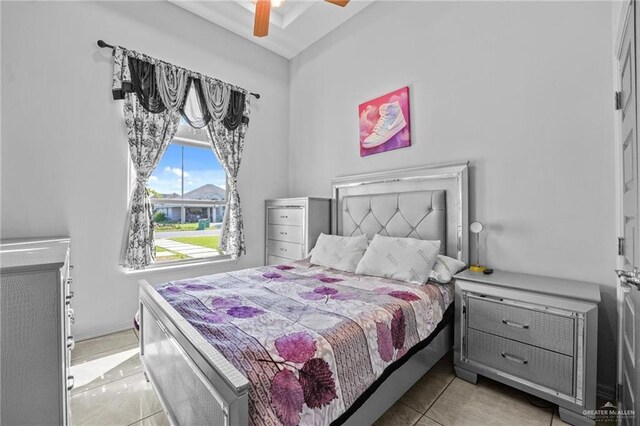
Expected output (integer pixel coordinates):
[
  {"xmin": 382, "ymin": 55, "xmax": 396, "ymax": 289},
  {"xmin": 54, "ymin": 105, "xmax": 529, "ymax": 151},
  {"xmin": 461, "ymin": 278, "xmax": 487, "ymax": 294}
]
[
  {"xmin": 332, "ymin": 162, "xmax": 469, "ymax": 262},
  {"xmin": 341, "ymin": 190, "xmax": 447, "ymax": 254}
]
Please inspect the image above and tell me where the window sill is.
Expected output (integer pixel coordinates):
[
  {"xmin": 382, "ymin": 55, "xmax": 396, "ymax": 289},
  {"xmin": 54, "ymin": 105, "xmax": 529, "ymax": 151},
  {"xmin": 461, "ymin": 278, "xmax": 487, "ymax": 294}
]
[{"xmin": 123, "ymin": 255, "xmax": 237, "ymax": 276}]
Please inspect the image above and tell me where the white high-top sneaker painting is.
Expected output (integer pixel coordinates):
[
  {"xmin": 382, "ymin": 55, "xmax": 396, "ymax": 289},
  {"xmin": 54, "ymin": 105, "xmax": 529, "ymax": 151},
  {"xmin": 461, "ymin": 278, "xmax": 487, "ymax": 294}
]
[
  {"xmin": 359, "ymin": 87, "xmax": 411, "ymax": 156},
  {"xmin": 362, "ymin": 101, "xmax": 407, "ymax": 148}
]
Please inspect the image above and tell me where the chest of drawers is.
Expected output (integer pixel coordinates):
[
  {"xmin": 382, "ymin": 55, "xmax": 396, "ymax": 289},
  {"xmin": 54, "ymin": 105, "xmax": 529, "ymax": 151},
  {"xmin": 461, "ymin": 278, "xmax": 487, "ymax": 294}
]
[
  {"xmin": 453, "ymin": 269, "xmax": 600, "ymax": 426},
  {"xmin": 265, "ymin": 198, "xmax": 331, "ymax": 265},
  {"xmin": 0, "ymin": 237, "xmax": 74, "ymax": 425}
]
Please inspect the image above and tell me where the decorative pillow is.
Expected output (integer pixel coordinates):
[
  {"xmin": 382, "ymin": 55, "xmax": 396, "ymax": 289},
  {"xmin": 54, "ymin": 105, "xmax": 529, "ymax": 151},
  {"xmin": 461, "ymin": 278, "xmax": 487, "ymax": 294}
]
[
  {"xmin": 429, "ymin": 255, "xmax": 467, "ymax": 284},
  {"xmin": 310, "ymin": 233, "xmax": 369, "ymax": 273},
  {"xmin": 355, "ymin": 235, "xmax": 440, "ymax": 284}
]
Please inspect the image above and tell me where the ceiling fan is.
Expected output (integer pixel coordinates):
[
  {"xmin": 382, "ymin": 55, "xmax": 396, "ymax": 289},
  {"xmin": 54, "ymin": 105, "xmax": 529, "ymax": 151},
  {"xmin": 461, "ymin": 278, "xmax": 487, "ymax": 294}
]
[{"xmin": 254, "ymin": 0, "xmax": 350, "ymax": 37}]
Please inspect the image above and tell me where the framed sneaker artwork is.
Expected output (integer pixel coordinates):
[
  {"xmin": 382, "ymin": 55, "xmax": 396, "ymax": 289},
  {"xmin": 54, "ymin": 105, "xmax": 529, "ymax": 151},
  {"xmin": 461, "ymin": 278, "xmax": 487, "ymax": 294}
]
[{"xmin": 359, "ymin": 86, "xmax": 411, "ymax": 157}]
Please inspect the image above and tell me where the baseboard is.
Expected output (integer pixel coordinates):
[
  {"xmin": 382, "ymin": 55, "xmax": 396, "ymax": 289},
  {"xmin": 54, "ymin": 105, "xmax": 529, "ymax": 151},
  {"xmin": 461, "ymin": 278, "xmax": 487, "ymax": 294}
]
[
  {"xmin": 597, "ymin": 383, "xmax": 616, "ymax": 401},
  {"xmin": 73, "ymin": 319, "xmax": 135, "ymax": 342}
]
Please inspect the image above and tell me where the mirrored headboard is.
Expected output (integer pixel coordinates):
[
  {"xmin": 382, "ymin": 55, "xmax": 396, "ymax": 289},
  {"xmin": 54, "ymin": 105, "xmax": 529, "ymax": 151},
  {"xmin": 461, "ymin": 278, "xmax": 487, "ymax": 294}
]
[{"xmin": 332, "ymin": 162, "xmax": 469, "ymax": 263}]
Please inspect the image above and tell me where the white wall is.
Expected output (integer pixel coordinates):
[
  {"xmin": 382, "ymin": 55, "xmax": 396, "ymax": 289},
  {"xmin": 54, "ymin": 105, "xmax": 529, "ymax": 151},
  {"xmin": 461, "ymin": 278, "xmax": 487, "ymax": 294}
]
[
  {"xmin": 0, "ymin": 1, "xmax": 290, "ymax": 339},
  {"xmin": 289, "ymin": 1, "xmax": 617, "ymax": 395}
]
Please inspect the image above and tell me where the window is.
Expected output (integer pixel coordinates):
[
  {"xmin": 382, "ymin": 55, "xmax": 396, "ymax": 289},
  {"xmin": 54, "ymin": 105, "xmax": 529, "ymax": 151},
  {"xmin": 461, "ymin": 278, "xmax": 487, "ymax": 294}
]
[{"xmin": 147, "ymin": 122, "xmax": 227, "ymax": 263}]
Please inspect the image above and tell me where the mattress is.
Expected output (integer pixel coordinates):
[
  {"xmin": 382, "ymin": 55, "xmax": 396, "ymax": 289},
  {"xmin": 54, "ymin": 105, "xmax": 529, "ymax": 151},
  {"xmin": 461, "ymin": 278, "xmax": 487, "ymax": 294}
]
[{"xmin": 155, "ymin": 259, "xmax": 454, "ymax": 426}]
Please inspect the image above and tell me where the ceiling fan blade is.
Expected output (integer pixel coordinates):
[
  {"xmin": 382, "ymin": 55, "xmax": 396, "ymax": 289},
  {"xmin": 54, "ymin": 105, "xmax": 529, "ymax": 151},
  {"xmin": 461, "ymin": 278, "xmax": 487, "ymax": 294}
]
[
  {"xmin": 325, "ymin": 0, "xmax": 350, "ymax": 7},
  {"xmin": 254, "ymin": 0, "xmax": 271, "ymax": 37}
]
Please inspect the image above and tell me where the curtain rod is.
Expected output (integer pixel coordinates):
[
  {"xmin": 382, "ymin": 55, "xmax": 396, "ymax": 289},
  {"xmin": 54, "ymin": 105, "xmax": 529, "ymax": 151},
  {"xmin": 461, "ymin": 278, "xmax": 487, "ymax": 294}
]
[{"xmin": 97, "ymin": 40, "xmax": 261, "ymax": 100}]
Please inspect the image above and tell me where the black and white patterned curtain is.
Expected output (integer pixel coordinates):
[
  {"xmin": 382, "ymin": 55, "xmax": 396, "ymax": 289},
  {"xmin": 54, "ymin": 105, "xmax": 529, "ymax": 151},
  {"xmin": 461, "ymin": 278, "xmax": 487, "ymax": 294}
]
[
  {"xmin": 206, "ymin": 91, "xmax": 249, "ymax": 257},
  {"xmin": 111, "ymin": 46, "xmax": 251, "ymax": 268},
  {"xmin": 122, "ymin": 93, "xmax": 180, "ymax": 269}
]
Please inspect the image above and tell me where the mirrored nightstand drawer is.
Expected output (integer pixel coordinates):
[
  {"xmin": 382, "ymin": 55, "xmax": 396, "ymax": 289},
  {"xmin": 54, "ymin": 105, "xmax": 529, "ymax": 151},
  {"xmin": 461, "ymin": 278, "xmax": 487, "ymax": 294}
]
[
  {"xmin": 468, "ymin": 295, "xmax": 575, "ymax": 356},
  {"xmin": 467, "ymin": 329, "xmax": 574, "ymax": 395}
]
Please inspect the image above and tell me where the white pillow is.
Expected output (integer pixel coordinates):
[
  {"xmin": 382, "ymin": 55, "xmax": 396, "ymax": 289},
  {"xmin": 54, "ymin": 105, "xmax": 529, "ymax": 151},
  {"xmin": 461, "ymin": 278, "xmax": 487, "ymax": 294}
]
[
  {"xmin": 429, "ymin": 255, "xmax": 467, "ymax": 283},
  {"xmin": 310, "ymin": 233, "xmax": 369, "ymax": 272},
  {"xmin": 355, "ymin": 235, "xmax": 440, "ymax": 284}
]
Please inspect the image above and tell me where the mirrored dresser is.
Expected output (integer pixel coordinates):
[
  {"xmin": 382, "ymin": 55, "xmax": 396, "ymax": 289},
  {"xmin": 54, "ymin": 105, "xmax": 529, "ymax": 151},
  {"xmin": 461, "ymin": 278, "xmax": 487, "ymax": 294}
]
[
  {"xmin": 1, "ymin": 237, "xmax": 74, "ymax": 425},
  {"xmin": 265, "ymin": 197, "xmax": 331, "ymax": 265}
]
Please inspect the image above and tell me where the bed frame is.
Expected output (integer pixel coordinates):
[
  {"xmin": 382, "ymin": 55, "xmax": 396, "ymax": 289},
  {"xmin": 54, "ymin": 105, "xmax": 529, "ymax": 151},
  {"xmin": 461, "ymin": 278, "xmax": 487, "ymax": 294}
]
[{"xmin": 138, "ymin": 161, "xmax": 469, "ymax": 425}]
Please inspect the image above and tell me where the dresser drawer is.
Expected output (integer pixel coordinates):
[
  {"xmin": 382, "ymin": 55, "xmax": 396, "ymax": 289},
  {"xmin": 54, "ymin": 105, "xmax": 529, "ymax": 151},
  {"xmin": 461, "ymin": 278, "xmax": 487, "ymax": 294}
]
[
  {"xmin": 266, "ymin": 254, "xmax": 294, "ymax": 266},
  {"xmin": 467, "ymin": 329, "xmax": 574, "ymax": 395},
  {"xmin": 268, "ymin": 224, "xmax": 303, "ymax": 244},
  {"xmin": 267, "ymin": 240, "xmax": 303, "ymax": 260},
  {"xmin": 468, "ymin": 296, "xmax": 575, "ymax": 356},
  {"xmin": 267, "ymin": 208, "xmax": 304, "ymax": 226}
]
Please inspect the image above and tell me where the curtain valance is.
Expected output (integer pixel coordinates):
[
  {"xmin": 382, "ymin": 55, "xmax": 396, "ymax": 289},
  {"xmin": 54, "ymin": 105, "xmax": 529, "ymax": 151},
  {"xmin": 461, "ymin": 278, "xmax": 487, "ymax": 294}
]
[{"xmin": 111, "ymin": 46, "xmax": 249, "ymax": 131}]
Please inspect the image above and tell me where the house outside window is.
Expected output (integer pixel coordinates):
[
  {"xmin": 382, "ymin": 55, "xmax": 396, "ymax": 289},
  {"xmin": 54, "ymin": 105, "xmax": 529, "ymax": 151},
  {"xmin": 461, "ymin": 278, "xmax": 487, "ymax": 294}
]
[{"xmin": 147, "ymin": 121, "xmax": 227, "ymax": 263}]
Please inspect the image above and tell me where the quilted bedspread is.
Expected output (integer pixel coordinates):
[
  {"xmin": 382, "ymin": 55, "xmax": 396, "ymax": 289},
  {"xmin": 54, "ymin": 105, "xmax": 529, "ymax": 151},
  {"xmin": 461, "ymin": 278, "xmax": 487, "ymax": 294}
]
[{"xmin": 156, "ymin": 259, "xmax": 453, "ymax": 426}]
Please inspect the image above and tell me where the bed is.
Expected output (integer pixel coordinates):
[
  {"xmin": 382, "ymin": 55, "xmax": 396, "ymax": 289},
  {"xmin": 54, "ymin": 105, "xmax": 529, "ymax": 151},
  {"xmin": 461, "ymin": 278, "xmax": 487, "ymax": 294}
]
[{"xmin": 138, "ymin": 161, "xmax": 469, "ymax": 426}]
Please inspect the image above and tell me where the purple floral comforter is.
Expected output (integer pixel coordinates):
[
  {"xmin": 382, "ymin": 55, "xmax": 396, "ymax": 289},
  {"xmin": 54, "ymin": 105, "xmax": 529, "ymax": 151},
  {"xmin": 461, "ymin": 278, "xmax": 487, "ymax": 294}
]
[{"xmin": 156, "ymin": 259, "xmax": 453, "ymax": 426}]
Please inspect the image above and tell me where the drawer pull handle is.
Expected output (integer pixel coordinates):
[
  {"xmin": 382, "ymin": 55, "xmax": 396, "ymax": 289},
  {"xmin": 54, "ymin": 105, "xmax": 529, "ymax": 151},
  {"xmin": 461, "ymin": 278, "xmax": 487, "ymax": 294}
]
[
  {"xmin": 67, "ymin": 375, "xmax": 75, "ymax": 391},
  {"xmin": 280, "ymin": 232, "xmax": 287, "ymax": 235},
  {"xmin": 67, "ymin": 335, "xmax": 75, "ymax": 350},
  {"xmin": 501, "ymin": 352, "xmax": 528, "ymax": 365},
  {"xmin": 279, "ymin": 248, "xmax": 287, "ymax": 252},
  {"xmin": 280, "ymin": 215, "xmax": 288, "ymax": 219},
  {"xmin": 502, "ymin": 319, "xmax": 529, "ymax": 329}
]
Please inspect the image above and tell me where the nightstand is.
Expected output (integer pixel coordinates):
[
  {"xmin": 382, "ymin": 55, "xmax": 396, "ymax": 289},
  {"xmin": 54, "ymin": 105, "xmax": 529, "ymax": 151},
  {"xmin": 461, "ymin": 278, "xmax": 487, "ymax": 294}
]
[{"xmin": 453, "ymin": 269, "xmax": 600, "ymax": 426}]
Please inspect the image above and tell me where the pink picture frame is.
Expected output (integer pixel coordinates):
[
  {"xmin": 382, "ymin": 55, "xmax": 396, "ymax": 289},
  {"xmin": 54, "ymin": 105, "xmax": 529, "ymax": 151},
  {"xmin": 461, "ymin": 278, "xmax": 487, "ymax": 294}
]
[{"xmin": 359, "ymin": 86, "xmax": 411, "ymax": 157}]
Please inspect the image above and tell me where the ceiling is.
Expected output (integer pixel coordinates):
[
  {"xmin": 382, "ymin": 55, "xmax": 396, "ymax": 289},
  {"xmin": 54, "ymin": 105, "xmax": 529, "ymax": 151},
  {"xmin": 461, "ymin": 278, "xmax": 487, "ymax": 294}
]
[{"xmin": 169, "ymin": 0, "xmax": 375, "ymax": 59}]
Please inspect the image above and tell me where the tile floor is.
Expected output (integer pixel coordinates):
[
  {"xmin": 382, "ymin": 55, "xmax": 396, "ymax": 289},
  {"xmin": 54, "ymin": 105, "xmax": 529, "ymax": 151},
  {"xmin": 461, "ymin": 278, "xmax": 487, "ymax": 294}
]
[
  {"xmin": 70, "ymin": 329, "xmax": 615, "ymax": 426},
  {"xmin": 70, "ymin": 329, "xmax": 169, "ymax": 426}
]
